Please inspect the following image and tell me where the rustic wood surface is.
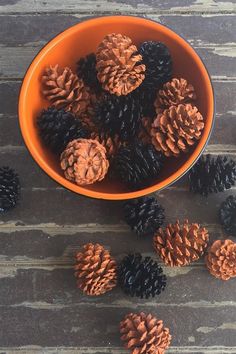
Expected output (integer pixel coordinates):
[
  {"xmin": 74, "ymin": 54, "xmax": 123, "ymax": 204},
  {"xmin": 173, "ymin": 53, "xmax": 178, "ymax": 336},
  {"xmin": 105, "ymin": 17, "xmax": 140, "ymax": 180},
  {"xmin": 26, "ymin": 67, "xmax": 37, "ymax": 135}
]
[{"xmin": 0, "ymin": 0, "xmax": 236, "ymax": 353}]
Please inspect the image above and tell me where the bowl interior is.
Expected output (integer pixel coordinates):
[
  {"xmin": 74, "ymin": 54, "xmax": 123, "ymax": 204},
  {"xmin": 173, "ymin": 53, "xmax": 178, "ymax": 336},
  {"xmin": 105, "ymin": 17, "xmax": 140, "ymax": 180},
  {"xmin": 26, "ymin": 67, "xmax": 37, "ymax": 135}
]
[{"xmin": 19, "ymin": 16, "xmax": 214, "ymax": 200}]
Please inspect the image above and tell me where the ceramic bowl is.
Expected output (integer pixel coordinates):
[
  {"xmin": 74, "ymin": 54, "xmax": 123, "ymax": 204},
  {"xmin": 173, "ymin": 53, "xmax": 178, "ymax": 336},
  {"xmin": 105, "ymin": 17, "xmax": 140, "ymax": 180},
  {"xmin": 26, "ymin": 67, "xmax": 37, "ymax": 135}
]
[{"xmin": 19, "ymin": 16, "xmax": 214, "ymax": 200}]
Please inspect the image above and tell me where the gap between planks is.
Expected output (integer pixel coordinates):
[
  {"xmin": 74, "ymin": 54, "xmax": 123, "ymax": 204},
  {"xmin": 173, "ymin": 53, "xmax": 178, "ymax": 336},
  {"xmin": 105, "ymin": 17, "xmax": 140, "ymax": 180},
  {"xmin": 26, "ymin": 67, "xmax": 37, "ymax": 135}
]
[{"xmin": 0, "ymin": 347, "xmax": 235, "ymax": 354}]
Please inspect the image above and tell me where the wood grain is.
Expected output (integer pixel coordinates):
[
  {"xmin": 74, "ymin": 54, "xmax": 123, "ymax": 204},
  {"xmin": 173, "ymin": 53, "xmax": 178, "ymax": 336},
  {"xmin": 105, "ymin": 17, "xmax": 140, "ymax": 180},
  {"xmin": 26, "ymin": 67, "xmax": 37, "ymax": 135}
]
[{"xmin": 0, "ymin": 0, "xmax": 235, "ymax": 14}]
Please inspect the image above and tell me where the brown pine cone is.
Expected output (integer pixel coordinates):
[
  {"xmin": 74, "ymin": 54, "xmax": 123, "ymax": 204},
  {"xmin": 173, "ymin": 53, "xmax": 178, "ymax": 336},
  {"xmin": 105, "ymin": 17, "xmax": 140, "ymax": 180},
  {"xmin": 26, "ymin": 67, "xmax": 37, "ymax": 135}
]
[
  {"xmin": 151, "ymin": 104, "xmax": 204, "ymax": 157},
  {"xmin": 120, "ymin": 312, "xmax": 171, "ymax": 354},
  {"xmin": 42, "ymin": 65, "xmax": 90, "ymax": 115},
  {"xmin": 74, "ymin": 243, "xmax": 117, "ymax": 295},
  {"xmin": 153, "ymin": 220, "xmax": 209, "ymax": 267},
  {"xmin": 60, "ymin": 138, "xmax": 109, "ymax": 185},
  {"xmin": 206, "ymin": 239, "xmax": 236, "ymax": 280},
  {"xmin": 96, "ymin": 33, "xmax": 146, "ymax": 96},
  {"xmin": 156, "ymin": 78, "xmax": 196, "ymax": 108},
  {"xmin": 91, "ymin": 132, "xmax": 122, "ymax": 159},
  {"xmin": 138, "ymin": 117, "xmax": 152, "ymax": 145}
]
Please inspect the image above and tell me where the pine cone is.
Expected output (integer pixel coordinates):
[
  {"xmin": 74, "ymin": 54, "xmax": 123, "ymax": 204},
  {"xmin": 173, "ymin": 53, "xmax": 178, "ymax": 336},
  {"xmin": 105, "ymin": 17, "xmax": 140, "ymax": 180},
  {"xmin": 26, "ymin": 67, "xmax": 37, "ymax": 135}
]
[
  {"xmin": 138, "ymin": 117, "xmax": 152, "ymax": 145},
  {"xmin": 113, "ymin": 142, "xmax": 164, "ymax": 189},
  {"xmin": 91, "ymin": 132, "xmax": 122, "ymax": 159},
  {"xmin": 219, "ymin": 195, "xmax": 236, "ymax": 236},
  {"xmin": 156, "ymin": 78, "xmax": 196, "ymax": 108},
  {"xmin": 153, "ymin": 220, "xmax": 209, "ymax": 266},
  {"xmin": 74, "ymin": 243, "xmax": 117, "ymax": 295},
  {"xmin": 118, "ymin": 254, "xmax": 166, "ymax": 299},
  {"xmin": 96, "ymin": 33, "xmax": 146, "ymax": 96},
  {"xmin": 151, "ymin": 104, "xmax": 204, "ymax": 157},
  {"xmin": 60, "ymin": 139, "xmax": 109, "ymax": 185},
  {"xmin": 189, "ymin": 155, "xmax": 236, "ymax": 196},
  {"xmin": 120, "ymin": 312, "xmax": 171, "ymax": 354},
  {"xmin": 205, "ymin": 239, "xmax": 236, "ymax": 280},
  {"xmin": 42, "ymin": 65, "xmax": 90, "ymax": 115},
  {"xmin": 0, "ymin": 167, "xmax": 20, "ymax": 213},
  {"xmin": 77, "ymin": 53, "xmax": 102, "ymax": 93},
  {"xmin": 139, "ymin": 41, "xmax": 172, "ymax": 90},
  {"xmin": 37, "ymin": 107, "xmax": 89, "ymax": 154},
  {"xmin": 134, "ymin": 86, "xmax": 157, "ymax": 119},
  {"xmin": 124, "ymin": 197, "xmax": 165, "ymax": 237},
  {"xmin": 94, "ymin": 93, "xmax": 142, "ymax": 142}
]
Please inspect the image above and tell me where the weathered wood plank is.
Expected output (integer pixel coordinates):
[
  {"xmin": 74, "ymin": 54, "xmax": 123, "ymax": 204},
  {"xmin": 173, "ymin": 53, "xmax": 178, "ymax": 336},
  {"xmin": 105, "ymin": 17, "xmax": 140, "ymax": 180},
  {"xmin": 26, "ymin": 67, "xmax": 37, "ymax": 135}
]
[
  {"xmin": 0, "ymin": 15, "xmax": 235, "ymax": 46},
  {"xmin": 0, "ymin": 0, "xmax": 235, "ymax": 14},
  {"xmin": 0, "ymin": 45, "xmax": 235, "ymax": 79},
  {"xmin": 0, "ymin": 265, "xmax": 235, "ymax": 306},
  {"xmin": 0, "ymin": 305, "xmax": 235, "ymax": 347},
  {"xmin": 0, "ymin": 187, "xmax": 235, "ymax": 225}
]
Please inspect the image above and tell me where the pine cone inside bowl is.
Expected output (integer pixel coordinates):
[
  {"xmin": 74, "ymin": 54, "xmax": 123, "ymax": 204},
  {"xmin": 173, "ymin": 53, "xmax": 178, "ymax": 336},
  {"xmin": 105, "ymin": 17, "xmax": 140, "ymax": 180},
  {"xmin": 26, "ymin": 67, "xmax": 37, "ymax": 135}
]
[
  {"xmin": 205, "ymin": 239, "xmax": 236, "ymax": 280},
  {"xmin": 151, "ymin": 104, "xmax": 204, "ymax": 157},
  {"xmin": 120, "ymin": 312, "xmax": 171, "ymax": 354},
  {"xmin": 153, "ymin": 220, "xmax": 209, "ymax": 266},
  {"xmin": 74, "ymin": 243, "xmax": 117, "ymax": 295},
  {"xmin": 96, "ymin": 33, "xmax": 146, "ymax": 96},
  {"xmin": 42, "ymin": 65, "xmax": 90, "ymax": 115},
  {"xmin": 60, "ymin": 138, "xmax": 109, "ymax": 185},
  {"xmin": 156, "ymin": 78, "xmax": 196, "ymax": 108}
]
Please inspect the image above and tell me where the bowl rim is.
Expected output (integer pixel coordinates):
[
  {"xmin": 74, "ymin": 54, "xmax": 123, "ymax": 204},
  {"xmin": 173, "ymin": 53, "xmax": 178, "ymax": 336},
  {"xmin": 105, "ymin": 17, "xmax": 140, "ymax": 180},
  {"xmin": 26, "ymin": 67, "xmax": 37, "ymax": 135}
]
[{"xmin": 18, "ymin": 15, "xmax": 215, "ymax": 200}]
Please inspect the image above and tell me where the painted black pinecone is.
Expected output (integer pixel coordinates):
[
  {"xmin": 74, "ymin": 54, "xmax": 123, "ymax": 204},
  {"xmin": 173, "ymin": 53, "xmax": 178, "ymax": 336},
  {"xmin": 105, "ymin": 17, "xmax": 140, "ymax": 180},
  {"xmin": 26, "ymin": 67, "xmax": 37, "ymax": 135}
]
[
  {"xmin": 0, "ymin": 167, "xmax": 20, "ymax": 213},
  {"xmin": 118, "ymin": 253, "xmax": 166, "ymax": 299},
  {"xmin": 189, "ymin": 155, "xmax": 236, "ymax": 196},
  {"xmin": 219, "ymin": 195, "xmax": 236, "ymax": 236},
  {"xmin": 94, "ymin": 94, "xmax": 142, "ymax": 142},
  {"xmin": 77, "ymin": 53, "xmax": 102, "ymax": 93},
  {"xmin": 139, "ymin": 41, "xmax": 172, "ymax": 90},
  {"xmin": 113, "ymin": 142, "xmax": 164, "ymax": 188},
  {"xmin": 37, "ymin": 107, "xmax": 89, "ymax": 154},
  {"xmin": 133, "ymin": 86, "xmax": 156, "ymax": 119},
  {"xmin": 124, "ymin": 197, "xmax": 165, "ymax": 237}
]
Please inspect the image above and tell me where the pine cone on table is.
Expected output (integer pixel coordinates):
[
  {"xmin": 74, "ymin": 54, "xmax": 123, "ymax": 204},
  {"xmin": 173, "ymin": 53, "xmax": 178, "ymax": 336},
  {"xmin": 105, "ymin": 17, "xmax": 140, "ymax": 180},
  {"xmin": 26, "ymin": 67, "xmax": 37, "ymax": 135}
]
[
  {"xmin": 189, "ymin": 155, "xmax": 236, "ymax": 196},
  {"xmin": 156, "ymin": 78, "xmax": 196, "ymax": 108},
  {"xmin": 113, "ymin": 142, "xmax": 164, "ymax": 189},
  {"xmin": 77, "ymin": 53, "xmax": 102, "ymax": 93},
  {"xmin": 37, "ymin": 107, "xmax": 89, "ymax": 154},
  {"xmin": 42, "ymin": 64, "xmax": 90, "ymax": 115},
  {"xmin": 118, "ymin": 254, "xmax": 166, "ymax": 298},
  {"xmin": 151, "ymin": 104, "xmax": 204, "ymax": 157},
  {"xmin": 219, "ymin": 195, "xmax": 236, "ymax": 236},
  {"xmin": 205, "ymin": 239, "xmax": 236, "ymax": 280},
  {"xmin": 94, "ymin": 93, "xmax": 142, "ymax": 142},
  {"xmin": 124, "ymin": 197, "xmax": 165, "ymax": 237},
  {"xmin": 74, "ymin": 243, "xmax": 117, "ymax": 295},
  {"xmin": 120, "ymin": 312, "xmax": 171, "ymax": 354},
  {"xmin": 0, "ymin": 167, "xmax": 20, "ymax": 213},
  {"xmin": 60, "ymin": 139, "xmax": 109, "ymax": 185},
  {"xmin": 153, "ymin": 220, "xmax": 209, "ymax": 266},
  {"xmin": 96, "ymin": 33, "xmax": 146, "ymax": 96},
  {"xmin": 139, "ymin": 40, "xmax": 172, "ymax": 90}
]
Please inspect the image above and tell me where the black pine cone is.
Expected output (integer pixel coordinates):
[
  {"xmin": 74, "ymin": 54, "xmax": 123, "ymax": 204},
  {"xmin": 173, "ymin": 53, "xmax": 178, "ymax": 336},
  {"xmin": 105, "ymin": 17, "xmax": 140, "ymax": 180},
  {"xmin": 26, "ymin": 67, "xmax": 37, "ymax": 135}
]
[
  {"xmin": 94, "ymin": 94, "xmax": 142, "ymax": 142},
  {"xmin": 0, "ymin": 167, "xmax": 20, "ymax": 213},
  {"xmin": 77, "ymin": 53, "xmax": 102, "ymax": 93},
  {"xmin": 118, "ymin": 253, "xmax": 166, "ymax": 299},
  {"xmin": 189, "ymin": 154, "xmax": 236, "ymax": 196},
  {"xmin": 219, "ymin": 195, "xmax": 236, "ymax": 236},
  {"xmin": 139, "ymin": 41, "xmax": 172, "ymax": 90},
  {"xmin": 113, "ymin": 142, "xmax": 164, "ymax": 189},
  {"xmin": 124, "ymin": 197, "xmax": 165, "ymax": 237},
  {"xmin": 133, "ymin": 86, "xmax": 156, "ymax": 119},
  {"xmin": 37, "ymin": 107, "xmax": 89, "ymax": 154}
]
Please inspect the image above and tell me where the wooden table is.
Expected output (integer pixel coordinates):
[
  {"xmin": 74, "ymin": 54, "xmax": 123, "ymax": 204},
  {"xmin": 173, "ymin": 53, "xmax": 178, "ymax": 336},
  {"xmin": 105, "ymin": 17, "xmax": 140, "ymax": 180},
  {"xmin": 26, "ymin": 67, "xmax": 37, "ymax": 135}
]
[{"xmin": 0, "ymin": 1, "xmax": 236, "ymax": 353}]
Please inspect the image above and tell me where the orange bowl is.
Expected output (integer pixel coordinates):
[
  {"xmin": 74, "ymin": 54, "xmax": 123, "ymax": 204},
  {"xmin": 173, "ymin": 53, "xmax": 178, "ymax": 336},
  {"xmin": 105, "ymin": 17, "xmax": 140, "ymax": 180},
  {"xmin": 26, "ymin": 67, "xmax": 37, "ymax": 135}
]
[{"xmin": 19, "ymin": 16, "xmax": 214, "ymax": 200}]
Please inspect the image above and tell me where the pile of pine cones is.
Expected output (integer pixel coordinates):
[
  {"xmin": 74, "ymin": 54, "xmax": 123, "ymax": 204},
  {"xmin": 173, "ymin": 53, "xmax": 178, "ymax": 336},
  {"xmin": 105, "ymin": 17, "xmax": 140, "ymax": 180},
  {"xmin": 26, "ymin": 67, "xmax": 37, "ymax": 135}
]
[{"xmin": 37, "ymin": 33, "xmax": 206, "ymax": 190}]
